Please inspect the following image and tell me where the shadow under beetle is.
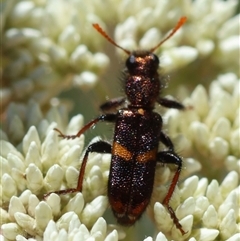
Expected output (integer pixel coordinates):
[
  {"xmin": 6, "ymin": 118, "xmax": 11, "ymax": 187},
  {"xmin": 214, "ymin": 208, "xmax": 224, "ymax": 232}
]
[{"xmin": 45, "ymin": 17, "xmax": 187, "ymax": 235}]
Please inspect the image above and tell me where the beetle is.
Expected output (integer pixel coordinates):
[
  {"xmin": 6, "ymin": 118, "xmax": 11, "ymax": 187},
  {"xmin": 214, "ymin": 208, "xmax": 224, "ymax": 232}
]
[{"xmin": 44, "ymin": 17, "xmax": 187, "ymax": 235}]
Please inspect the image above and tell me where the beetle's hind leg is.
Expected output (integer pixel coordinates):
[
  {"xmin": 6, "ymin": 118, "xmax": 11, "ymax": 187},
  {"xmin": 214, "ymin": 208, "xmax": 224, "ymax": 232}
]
[{"xmin": 157, "ymin": 151, "xmax": 186, "ymax": 235}]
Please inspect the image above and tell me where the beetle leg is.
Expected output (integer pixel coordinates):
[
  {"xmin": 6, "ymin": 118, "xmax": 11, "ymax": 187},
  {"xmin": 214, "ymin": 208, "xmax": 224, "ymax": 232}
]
[
  {"xmin": 157, "ymin": 151, "xmax": 186, "ymax": 235},
  {"xmin": 44, "ymin": 141, "xmax": 112, "ymax": 198},
  {"xmin": 54, "ymin": 114, "xmax": 117, "ymax": 139},
  {"xmin": 157, "ymin": 97, "xmax": 185, "ymax": 110},
  {"xmin": 100, "ymin": 97, "xmax": 126, "ymax": 112},
  {"xmin": 160, "ymin": 132, "xmax": 175, "ymax": 151}
]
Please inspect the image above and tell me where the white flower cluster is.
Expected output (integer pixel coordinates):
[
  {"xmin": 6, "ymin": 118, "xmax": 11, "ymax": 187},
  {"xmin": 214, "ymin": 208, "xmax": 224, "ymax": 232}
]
[
  {"xmin": 2, "ymin": 0, "xmax": 109, "ymax": 110},
  {"xmin": 1, "ymin": 0, "xmax": 239, "ymax": 240},
  {"xmin": 2, "ymin": 0, "xmax": 238, "ymax": 112},
  {"xmin": 164, "ymin": 73, "xmax": 240, "ymax": 177},
  {"xmin": 148, "ymin": 171, "xmax": 239, "ymax": 241}
]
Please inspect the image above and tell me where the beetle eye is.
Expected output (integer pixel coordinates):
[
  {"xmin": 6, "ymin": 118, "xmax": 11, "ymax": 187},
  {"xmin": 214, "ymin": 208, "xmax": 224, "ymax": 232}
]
[
  {"xmin": 150, "ymin": 53, "xmax": 159, "ymax": 66},
  {"xmin": 126, "ymin": 55, "xmax": 136, "ymax": 69}
]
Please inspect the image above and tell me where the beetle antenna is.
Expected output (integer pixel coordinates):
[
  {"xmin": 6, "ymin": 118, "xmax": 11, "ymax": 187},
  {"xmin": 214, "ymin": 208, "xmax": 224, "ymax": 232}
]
[
  {"xmin": 93, "ymin": 23, "xmax": 131, "ymax": 55},
  {"xmin": 150, "ymin": 16, "xmax": 187, "ymax": 53}
]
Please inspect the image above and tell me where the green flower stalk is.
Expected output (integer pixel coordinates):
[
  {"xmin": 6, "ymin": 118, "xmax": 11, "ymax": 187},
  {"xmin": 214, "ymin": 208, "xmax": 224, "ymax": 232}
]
[{"xmin": 1, "ymin": 0, "xmax": 239, "ymax": 241}]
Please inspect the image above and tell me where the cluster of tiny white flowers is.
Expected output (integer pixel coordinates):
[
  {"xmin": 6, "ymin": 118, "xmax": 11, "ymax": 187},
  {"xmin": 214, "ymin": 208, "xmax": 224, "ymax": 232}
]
[
  {"xmin": 1, "ymin": 0, "xmax": 239, "ymax": 241},
  {"xmin": 2, "ymin": 0, "xmax": 238, "ymax": 112},
  {"xmin": 164, "ymin": 73, "xmax": 240, "ymax": 178},
  {"xmin": 2, "ymin": 0, "xmax": 109, "ymax": 111},
  {"xmin": 148, "ymin": 171, "xmax": 239, "ymax": 241}
]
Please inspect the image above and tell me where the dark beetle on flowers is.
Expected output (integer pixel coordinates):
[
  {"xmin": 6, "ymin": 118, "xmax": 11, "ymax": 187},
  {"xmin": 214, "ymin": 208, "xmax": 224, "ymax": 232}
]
[{"xmin": 45, "ymin": 17, "xmax": 187, "ymax": 235}]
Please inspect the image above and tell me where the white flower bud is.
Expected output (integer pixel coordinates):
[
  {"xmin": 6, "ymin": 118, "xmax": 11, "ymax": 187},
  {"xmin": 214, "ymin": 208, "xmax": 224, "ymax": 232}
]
[
  {"xmin": 44, "ymin": 193, "xmax": 61, "ymax": 217},
  {"xmin": 8, "ymin": 153, "xmax": 25, "ymax": 172},
  {"xmin": 68, "ymin": 212, "xmax": 81, "ymax": 232},
  {"xmin": 49, "ymin": 45, "xmax": 67, "ymax": 67},
  {"xmin": 66, "ymin": 114, "xmax": 84, "ymax": 134},
  {"xmin": 58, "ymin": 25, "xmax": 80, "ymax": 53},
  {"xmin": 59, "ymin": 145, "xmax": 82, "ymax": 167},
  {"xmin": 81, "ymin": 196, "xmax": 108, "ymax": 227},
  {"xmin": 202, "ymin": 205, "xmax": 218, "ymax": 228},
  {"xmin": 161, "ymin": 46, "xmax": 198, "ymax": 71},
  {"xmin": 72, "ymin": 223, "xmax": 90, "ymax": 240},
  {"xmin": 44, "ymin": 164, "xmax": 64, "ymax": 191},
  {"xmin": 139, "ymin": 28, "xmax": 161, "ymax": 49},
  {"xmin": 14, "ymin": 212, "xmax": 35, "ymax": 236},
  {"xmin": 220, "ymin": 171, "xmax": 238, "ymax": 196},
  {"xmin": 90, "ymin": 217, "xmax": 106, "ymax": 237},
  {"xmin": 209, "ymin": 137, "xmax": 229, "ymax": 160},
  {"xmin": 65, "ymin": 193, "xmax": 84, "ymax": 216},
  {"xmin": 0, "ymin": 157, "xmax": 9, "ymax": 179},
  {"xmin": 41, "ymin": 130, "xmax": 59, "ymax": 169},
  {"xmin": 183, "ymin": 158, "xmax": 201, "ymax": 176},
  {"xmin": 27, "ymin": 194, "xmax": 40, "ymax": 217},
  {"xmin": 230, "ymin": 129, "xmax": 240, "ymax": 157},
  {"xmin": 22, "ymin": 126, "xmax": 41, "ymax": 155},
  {"xmin": 224, "ymin": 156, "xmax": 240, "ymax": 173},
  {"xmin": 56, "ymin": 212, "xmax": 80, "ymax": 230},
  {"xmin": 218, "ymin": 190, "xmax": 238, "ymax": 219},
  {"xmin": 10, "ymin": 1, "xmax": 35, "ymax": 26},
  {"xmin": 196, "ymin": 39, "xmax": 214, "ymax": 56},
  {"xmin": 194, "ymin": 228, "xmax": 219, "ymax": 241},
  {"xmin": 155, "ymin": 232, "xmax": 168, "ymax": 241},
  {"xmin": 92, "ymin": 53, "xmax": 109, "ymax": 72},
  {"xmin": 143, "ymin": 237, "xmax": 153, "ymax": 241},
  {"xmin": 1, "ymin": 223, "xmax": 22, "ymax": 240},
  {"xmin": 2, "ymin": 173, "xmax": 17, "ymax": 200},
  {"xmin": 212, "ymin": 117, "xmax": 231, "ymax": 139},
  {"xmin": 206, "ymin": 180, "xmax": 222, "ymax": 208},
  {"xmin": 189, "ymin": 122, "xmax": 209, "ymax": 152},
  {"xmin": 73, "ymin": 72, "xmax": 98, "ymax": 90},
  {"xmin": 56, "ymin": 229, "xmax": 68, "ymax": 241},
  {"xmin": 191, "ymin": 85, "xmax": 209, "ymax": 118},
  {"xmin": 194, "ymin": 178, "xmax": 208, "ymax": 197},
  {"xmin": 154, "ymin": 202, "xmax": 172, "ymax": 233},
  {"xmin": 43, "ymin": 220, "xmax": 58, "ymax": 241},
  {"xmin": 195, "ymin": 196, "xmax": 209, "ymax": 217},
  {"xmin": 115, "ymin": 17, "xmax": 137, "ymax": 44},
  {"xmin": 225, "ymin": 233, "xmax": 240, "ymax": 241},
  {"xmin": 9, "ymin": 196, "xmax": 26, "ymax": 220},
  {"xmin": 70, "ymin": 45, "xmax": 92, "ymax": 70},
  {"xmin": 219, "ymin": 209, "xmax": 238, "ymax": 240},
  {"xmin": 104, "ymin": 230, "xmax": 118, "ymax": 241},
  {"xmin": 26, "ymin": 163, "xmax": 43, "ymax": 192},
  {"xmin": 25, "ymin": 141, "xmax": 42, "ymax": 169},
  {"xmin": 35, "ymin": 201, "xmax": 53, "ymax": 231},
  {"xmin": 65, "ymin": 166, "xmax": 79, "ymax": 187},
  {"xmin": 180, "ymin": 175, "xmax": 199, "ymax": 200},
  {"xmin": 177, "ymin": 197, "xmax": 195, "ymax": 219},
  {"xmin": 19, "ymin": 190, "xmax": 32, "ymax": 205}
]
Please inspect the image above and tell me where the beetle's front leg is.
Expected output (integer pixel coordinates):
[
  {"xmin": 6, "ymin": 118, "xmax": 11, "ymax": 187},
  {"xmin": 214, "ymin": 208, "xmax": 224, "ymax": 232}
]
[
  {"xmin": 54, "ymin": 114, "xmax": 117, "ymax": 139},
  {"xmin": 100, "ymin": 97, "xmax": 126, "ymax": 113}
]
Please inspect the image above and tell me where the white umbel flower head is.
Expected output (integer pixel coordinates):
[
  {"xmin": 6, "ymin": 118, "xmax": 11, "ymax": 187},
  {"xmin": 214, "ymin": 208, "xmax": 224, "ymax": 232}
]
[{"xmin": 1, "ymin": 0, "xmax": 239, "ymax": 241}]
